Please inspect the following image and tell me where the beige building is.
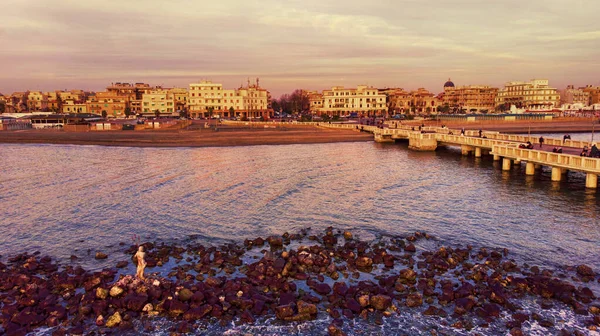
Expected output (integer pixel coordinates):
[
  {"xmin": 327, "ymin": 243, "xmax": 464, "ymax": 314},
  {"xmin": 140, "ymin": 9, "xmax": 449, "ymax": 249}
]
[
  {"xmin": 442, "ymin": 79, "xmax": 498, "ymax": 113},
  {"xmin": 582, "ymin": 85, "xmax": 600, "ymax": 105},
  {"xmin": 495, "ymin": 79, "xmax": 560, "ymax": 111},
  {"xmin": 386, "ymin": 88, "xmax": 440, "ymax": 115},
  {"xmin": 86, "ymin": 92, "xmax": 129, "ymax": 118},
  {"xmin": 312, "ymin": 85, "xmax": 386, "ymax": 117},
  {"xmin": 560, "ymin": 85, "xmax": 590, "ymax": 106},
  {"xmin": 27, "ymin": 91, "xmax": 48, "ymax": 111},
  {"xmin": 141, "ymin": 89, "xmax": 176, "ymax": 116},
  {"xmin": 62, "ymin": 100, "xmax": 88, "ymax": 113},
  {"xmin": 188, "ymin": 79, "xmax": 269, "ymax": 119}
]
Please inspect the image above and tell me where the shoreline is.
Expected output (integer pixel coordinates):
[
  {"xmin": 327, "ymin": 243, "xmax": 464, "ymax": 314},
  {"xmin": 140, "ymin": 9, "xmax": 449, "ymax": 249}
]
[
  {"xmin": 0, "ymin": 121, "xmax": 598, "ymax": 148},
  {"xmin": 0, "ymin": 128, "xmax": 373, "ymax": 148}
]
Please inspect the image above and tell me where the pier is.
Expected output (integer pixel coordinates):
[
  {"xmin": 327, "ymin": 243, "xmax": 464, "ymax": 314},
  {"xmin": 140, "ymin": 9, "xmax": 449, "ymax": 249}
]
[{"xmin": 321, "ymin": 123, "xmax": 600, "ymax": 189}]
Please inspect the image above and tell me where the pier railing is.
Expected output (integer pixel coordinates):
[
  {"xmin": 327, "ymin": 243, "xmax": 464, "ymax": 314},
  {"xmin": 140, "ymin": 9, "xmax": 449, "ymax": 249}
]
[{"xmin": 492, "ymin": 145, "xmax": 600, "ymax": 173}]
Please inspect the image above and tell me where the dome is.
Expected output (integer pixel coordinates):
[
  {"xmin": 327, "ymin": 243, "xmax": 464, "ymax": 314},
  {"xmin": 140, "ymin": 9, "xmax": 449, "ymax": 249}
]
[{"xmin": 444, "ymin": 78, "xmax": 455, "ymax": 88}]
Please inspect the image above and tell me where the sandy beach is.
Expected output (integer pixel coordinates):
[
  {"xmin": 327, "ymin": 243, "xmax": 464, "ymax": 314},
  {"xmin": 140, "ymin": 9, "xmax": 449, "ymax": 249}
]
[
  {"xmin": 0, "ymin": 119, "xmax": 598, "ymax": 147},
  {"xmin": 0, "ymin": 126, "xmax": 373, "ymax": 147}
]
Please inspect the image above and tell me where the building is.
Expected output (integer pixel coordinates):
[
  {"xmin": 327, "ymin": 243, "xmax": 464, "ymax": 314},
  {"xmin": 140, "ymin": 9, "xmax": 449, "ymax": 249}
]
[
  {"xmin": 560, "ymin": 85, "xmax": 590, "ymax": 106},
  {"xmin": 495, "ymin": 79, "xmax": 560, "ymax": 111},
  {"xmin": 582, "ymin": 85, "xmax": 600, "ymax": 105},
  {"xmin": 442, "ymin": 79, "xmax": 499, "ymax": 113},
  {"xmin": 106, "ymin": 83, "xmax": 155, "ymax": 114},
  {"xmin": 86, "ymin": 92, "xmax": 129, "ymax": 118},
  {"xmin": 141, "ymin": 89, "xmax": 176, "ymax": 117},
  {"xmin": 171, "ymin": 88, "xmax": 188, "ymax": 114},
  {"xmin": 188, "ymin": 79, "xmax": 269, "ymax": 119},
  {"xmin": 27, "ymin": 91, "xmax": 48, "ymax": 111},
  {"xmin": 62, "ymin": 99, "xmax": 88, "ymax": 114},
  {"xmin": 311, "ymin": 85, "xmax": 386, "ymax": 117},
  {"xmin": 308, "ymin": 91, "xmax": 324, "ymax": 114}
]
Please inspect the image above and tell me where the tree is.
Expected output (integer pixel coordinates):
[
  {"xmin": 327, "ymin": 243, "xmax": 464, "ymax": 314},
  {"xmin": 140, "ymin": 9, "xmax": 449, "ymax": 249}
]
[
  {"xmin": 229, "ymin": 106, "xmax": 235, "ymax": 117},
  {"xmin": 124, "ymin": 107, "xmax": 133, "ymax": 118},
  {"xmin": 179, "ymin": 109, "xmax": 188, "ymax": 118},
  {"xmin": 101, "ymin": 110, "xmax": 107, "ymax": 119},
  {"xmin": 154, "ymin": 110, "xmax": 161, "ymax": 119},
  {"xmin": 0, "ymin": 102, "xmax": 5, "ymax": 114}
]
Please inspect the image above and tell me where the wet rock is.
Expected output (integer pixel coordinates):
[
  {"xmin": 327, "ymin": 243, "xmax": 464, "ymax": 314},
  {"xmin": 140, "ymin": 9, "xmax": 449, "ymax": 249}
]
[
  {"xmin": 275, "ymin": 305, "xmax": 295, "ymax": 320},
  {"xmin": 126, "ymin": 295, "xmax": 147, "ymax": 311},
  {"xmin": 116, "ymin": 261, "xmax": 128, "ymax": 268},
  {"xmin": 109, "ymin": 286, "xmax": 124, "ymax": 297},
  {"xmin": 95, "ymin": 315, "xmax": 104, "ymax": 326},
  {"xmin": 577, "ymin": 265, "xmax": 595, "ymax": 277},
  {"xmin": 314, "ymin": 283, "xmax": 332, "ymax": 295},
  {"xmin": 178, "ymin": 288, "xmax": 193, "ymax": 302},
  {"xmin": 297, "ymin": 300, "xmax": 317, "ymax": 315},
  {"xmin": 95, "ymin": 252, "xmax": 108, "ymax": 260},
  {"xmin": 105, "ymin": 312, "xmax": 122, "ymax": 328},
  {"xmin": 345, "ymin": 298, "xmax": 361, "ymax": 313},
  {"xmin": 142, "ymin": 303, "xmax": 153, "ymax": 312},
  {"xmin": 169, "ymin": 300, "xmax": 189, "ymax": 316},
  {"xmin": 398, "ymin": 268, "xmax": 417, "ymax": 283},
  {"xmin": 183, "ymin": 304, "xmax": 212, "ymax": 321},
  {"xmin": 328, "ymin": 323, "xmax": 347, "ymax": 336},
  {"xmin": 404, "ymin": 243, "xmax": 416, "ymax": 252},
  {"xmin": 510, "ymin": 328, "xmax": 524, "ymax": 336},
  {"xmin": 357, "ymin": 294, "xmax": 370, "ymax": 307},
  {"xmin": 355, "ymin": 257, "xmax": 373, "ymax": 269},
  {"xmin": 343, "ymin": 231, "xmax": 353, "ymax": 240},
  {"xmin": 333, "ymin": 282, "xmax": 348, "ymax": 296},
  {"xmin": 370, "ymin": 295, "xmax": 392, "ymax": 311},
  {"xmin": 406, "ymin": 293, "xmax": 423, "ymax": 307},
  {"xmin": 267, "ymin": 236, "xmax": 283, "ymax": 248}
]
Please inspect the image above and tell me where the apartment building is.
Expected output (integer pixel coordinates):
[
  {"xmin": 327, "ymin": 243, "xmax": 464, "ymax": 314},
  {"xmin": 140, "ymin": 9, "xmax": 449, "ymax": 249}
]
[{"xmin": 495, "ymin": 79, "xmax": 560, "ymax": 110}]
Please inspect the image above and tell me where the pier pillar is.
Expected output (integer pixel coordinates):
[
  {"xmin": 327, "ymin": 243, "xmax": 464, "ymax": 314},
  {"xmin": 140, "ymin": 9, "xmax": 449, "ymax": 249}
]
[
  {"xmin": 525, "ymin": 162, "xmax": 535, "ymax": 175},
  {"xmin": 502, "ymin": 158, "xmax": 512, "ymax": 171},
  {"xmin": 514, "ymin": 159, "xmax": 521, "ymax": 165},
  {"xmin": 493, "ymin": 155, "xmax": 501, "ymax": 161},
  {"xmin": 474, "ymin": 147, "xmax": 482, "ymax": 158},
  {"xmin": 461, "ymin": 145, "xmax": 473, "ymax": 156},
  {"xmin": 586, "ymin": 173, "xmax": 598, "ymax": 189},
  {"xmin": 551, "ymin": 167, "xmax": 563, "ymax": 181}
]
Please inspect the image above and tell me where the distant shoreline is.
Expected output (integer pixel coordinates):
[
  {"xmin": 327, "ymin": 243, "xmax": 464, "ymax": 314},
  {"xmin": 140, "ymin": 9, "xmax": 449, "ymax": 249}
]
[
  {"xmin": 0, "ymin": 128, "xmax": 374, "ymax": 148},
  {"xmin": 0, "ymin": 120, "xmax": 597, "ymax": 148}
]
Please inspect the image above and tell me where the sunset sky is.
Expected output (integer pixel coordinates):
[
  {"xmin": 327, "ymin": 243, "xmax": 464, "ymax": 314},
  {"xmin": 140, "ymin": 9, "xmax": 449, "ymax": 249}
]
[{"xmin": 2, "ymin": 0, "xmax": 599, "ymax": 97}]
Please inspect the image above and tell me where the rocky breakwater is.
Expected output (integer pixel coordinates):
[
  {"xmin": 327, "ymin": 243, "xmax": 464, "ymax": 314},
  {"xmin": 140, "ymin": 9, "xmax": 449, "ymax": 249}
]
[{"xmin": 0, "ymin": 227, "xmax": 598, "ymax": 335}]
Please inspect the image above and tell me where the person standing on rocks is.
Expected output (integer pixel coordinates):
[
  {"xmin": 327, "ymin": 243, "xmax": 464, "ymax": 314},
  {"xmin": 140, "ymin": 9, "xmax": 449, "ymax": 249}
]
[{"xmin": 135, "ymin": 246, "xmax": 147, "ymax": 280}]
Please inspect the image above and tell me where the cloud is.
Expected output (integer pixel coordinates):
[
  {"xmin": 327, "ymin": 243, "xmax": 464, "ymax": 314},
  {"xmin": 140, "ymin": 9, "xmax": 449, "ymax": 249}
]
[{"xmin": 1, "ymin": 0, "xmax": 599, "ymax": 96}]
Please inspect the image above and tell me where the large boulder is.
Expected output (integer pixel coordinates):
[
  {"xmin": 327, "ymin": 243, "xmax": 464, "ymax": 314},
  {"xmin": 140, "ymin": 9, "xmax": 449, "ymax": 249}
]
[
  {"xmin": 105, "ymin": 312, "xmax": 122, "ymax": 328},
  {"xmin": 370, "ymin": 295, "xmax": 392, "ymax": 311}
]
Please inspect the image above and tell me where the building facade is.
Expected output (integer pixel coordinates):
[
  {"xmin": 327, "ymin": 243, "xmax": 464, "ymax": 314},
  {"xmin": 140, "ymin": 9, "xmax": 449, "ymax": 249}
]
[
  {"xmin": 560, "ymin": 85, "xmax": 590, "ymax": 106},
  {"xmin": 495, "ymin": 79, "xmax": 560, "ymax": 111},
  {"xmin": 27, "ymin": 91, "xmax": 48, "ymax": 111},
  {"xmin": 442, "ymin": 80, "xmax": 498, "ymax": 113},
  {"xmin": 86, "ymin": 92, "xmax": 129, "ymax": 118},
  {"xmin": 188, "ymin": 79, "xmax": 269, "ymax": 119},
  {"xmin": 141, "ymin": 89, "xmax": 176, "ymax": 116},
  {"xmin": 311, "ymin": 85, "xmax": 386, "ymax": 117}
]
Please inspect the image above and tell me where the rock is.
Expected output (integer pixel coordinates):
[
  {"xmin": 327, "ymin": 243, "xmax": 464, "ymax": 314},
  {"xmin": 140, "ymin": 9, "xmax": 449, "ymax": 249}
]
[
  {"xmin": 577, "ymin": 265, "xmax": 595, "ymax": 276},
  {"xmin": 95, "ymin": 252, "xmax": 108, "ymax": 260},
  {"xmin": 510, "ymin": 328, "xmax": 524, "ymax": 336},
  {"xmin": 126, "ymin": 295, "xmax": 147, "ymax": 311},
  {"xmin": 96, "ymin": 287, "xmax": 108, "ymax": 300},
  {"xmin": 357, "ymin": 294, "xmax": 370, "ymax": 307},
  {"xmin": 297, "ymin": 300, "xmax": 317, "ymax": 315},
  {"xmin": 183, "ymin": 304, "xmax": 212, "ymax": 321},
  {"xmin": 105, "ymin": 312, "xmax": 122, "ymax": 328},
  {"xmin": 406, "ymin": 293, "xmax": 423, "ymax": 307},
  {"xmin": 109, "ymin": 286, "xmax": 124, "ymax": 297},
  {"xmin": 169, "ymin": 300, "xmax": 189, "ymax": 316},
  {"xmin": 267, "ymin": 236, "xmax": 283, "ymax": 248},
  {"xmin": 404, "ymin": 243, "xmax": 416, "ymax": 252},
  {"xmin": 370, "ymin": 295, "xmax": 392, "ymax": 311},
  {"xmin": 333, "ymin": 282, "xmax": 348, "ymax": 296},
  {"xmin": 142, "ymin": 303, "xmax": 153, "ymax": 312},
  {"xmin": 328, "ymin": 323, "xmax": 347, "ymax": 336},
  {"xmin": 346, "ymin": 298, "xmax": 361, "ymax": 313},
  {"xmin": 116, "ymin": 261, "xmax": 128, "ymax": 268},
  {"xmin": 314, "ymin": 283, "xmax": 331, "ymax": 295},
  {"xmin": 178, "ymin": 288, "xmax": 193, "ymax": 302},
  {"xmin": 95, "ymin": 315, "xmax": 104, "ymax": 326},
  {"xmin": 275, "ymin": 305, "xmax": 295, "ymax": 320},
  {"xmin": 399, "ymin": 268, "xmax": 417, "ymax": 283},
  {"xmin": 355, "ymin": 257, "xmax": 373, "ymax": 269},
  {"xmin": 343, "ymin": 231, "xmax": 353, "ymax": 240}
]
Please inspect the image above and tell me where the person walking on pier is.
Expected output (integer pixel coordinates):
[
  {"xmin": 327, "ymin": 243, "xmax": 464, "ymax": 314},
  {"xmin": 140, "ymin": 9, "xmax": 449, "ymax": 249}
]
[
  {"xmin": 591, "ymin": 144, "xmax": 599, "ymax": 158},
  {"xmin": 539, "ymin": 136, "xmax": 545, "ymax": 149},
  {"xmin": 460, "ymin": 128, "xmax": 465, "ymax": 136}
]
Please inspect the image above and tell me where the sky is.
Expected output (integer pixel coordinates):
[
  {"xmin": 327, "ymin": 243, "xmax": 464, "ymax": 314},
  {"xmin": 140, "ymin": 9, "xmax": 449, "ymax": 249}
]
[{"xmin": 1, "ymin": 0, "xmax": 600, "ymax": 97}]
